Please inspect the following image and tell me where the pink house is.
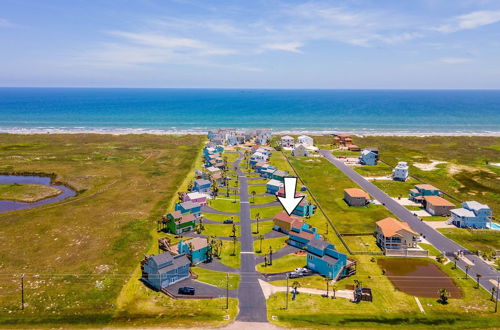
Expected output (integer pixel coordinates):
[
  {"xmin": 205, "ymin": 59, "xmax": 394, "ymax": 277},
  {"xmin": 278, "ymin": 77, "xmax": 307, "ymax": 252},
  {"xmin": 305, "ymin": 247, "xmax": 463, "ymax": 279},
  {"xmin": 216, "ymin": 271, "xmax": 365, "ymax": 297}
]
[{"xmin": 182, "ymin": 192, "xmax": 208, "ymax": 206}]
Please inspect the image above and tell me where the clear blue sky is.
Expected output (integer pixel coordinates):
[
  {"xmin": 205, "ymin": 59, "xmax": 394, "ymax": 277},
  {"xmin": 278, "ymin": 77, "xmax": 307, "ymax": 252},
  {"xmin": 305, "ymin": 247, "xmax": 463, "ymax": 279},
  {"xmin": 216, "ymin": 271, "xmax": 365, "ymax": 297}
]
[{"xmin": 1, "ymin": 0, "xmax": 500, "ymax": 88}]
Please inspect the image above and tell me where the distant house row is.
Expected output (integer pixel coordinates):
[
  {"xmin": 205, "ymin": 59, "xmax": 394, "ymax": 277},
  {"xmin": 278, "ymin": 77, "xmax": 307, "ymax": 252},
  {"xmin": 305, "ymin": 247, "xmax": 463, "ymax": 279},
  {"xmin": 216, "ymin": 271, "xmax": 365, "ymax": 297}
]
[
  {"xmin": 280, "ymin": 135, "xmax": 315, "ymax": 157},
  {"xmin": 208, "ymin": 128, "xmax": 272, "ymax": 146}
]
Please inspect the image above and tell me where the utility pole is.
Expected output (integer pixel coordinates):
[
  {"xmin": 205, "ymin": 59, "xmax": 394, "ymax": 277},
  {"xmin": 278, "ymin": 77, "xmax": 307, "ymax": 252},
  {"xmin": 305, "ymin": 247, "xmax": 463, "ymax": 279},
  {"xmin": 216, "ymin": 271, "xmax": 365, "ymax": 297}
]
[
  {"xmin": 21, "ymin": 274, "xmax": 24, "ymax": 310},
  {"xmin": 226, "ymin": 273, "xmax": 229, "ymax": 310},
  {"xmin": 286, "ymin": 274, "xmax": 289, "ymax": 310},
  {"xmin": 495, "ymin": 277, "xmax": 499, "ymax": 313}
]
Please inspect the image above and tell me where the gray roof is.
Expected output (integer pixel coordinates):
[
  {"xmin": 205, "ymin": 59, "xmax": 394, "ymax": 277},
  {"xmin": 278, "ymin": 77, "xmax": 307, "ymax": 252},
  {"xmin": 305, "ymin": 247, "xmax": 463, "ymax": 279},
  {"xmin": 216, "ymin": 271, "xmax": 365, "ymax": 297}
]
[
  {"xmin": 273, "ymin": 170, "xmax": 289, "ymax": 177},
  {"xmin": 308, "ymin": 238, "xmax": 331, "ymax": 251},
  {"xmin": 451, "ymin": 208, "xmax": 475, "ymax": 218},
  {"xmin": 320, "ymin": 254, "xmax": 338, "ymax": 264},
  {"xmin": 179, "ymin": 201, "xmax": 201, "ymax": 210},
  {"xmin": 150, "ymin": 252, "xmax": 173, "ymax": 267},
  {"xmin": 195, "ymin": 178, "xmax": 211, "ymax": 186},
  {"xmin": 463, "ymin": 201, "xmax": 490, "ymax": 211},
  {"xmin": 158, "ymin": 254, "xmax": 190, "ymax": 274}
]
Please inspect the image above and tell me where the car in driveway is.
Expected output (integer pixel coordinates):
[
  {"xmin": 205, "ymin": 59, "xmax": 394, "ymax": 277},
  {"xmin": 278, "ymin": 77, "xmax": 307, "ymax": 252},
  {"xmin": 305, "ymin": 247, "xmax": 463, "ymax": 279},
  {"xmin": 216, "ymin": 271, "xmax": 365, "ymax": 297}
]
[
  {"xmin": 178, "ymin": 287, "xmax": 195, "ymax": 295},
  {"xmin": 288, "ymin": 271, "xmax": 302, "ymax": 278},
  {"xmin": 223, "ymin": 219, "xmax": 234, "ymax": 224}
]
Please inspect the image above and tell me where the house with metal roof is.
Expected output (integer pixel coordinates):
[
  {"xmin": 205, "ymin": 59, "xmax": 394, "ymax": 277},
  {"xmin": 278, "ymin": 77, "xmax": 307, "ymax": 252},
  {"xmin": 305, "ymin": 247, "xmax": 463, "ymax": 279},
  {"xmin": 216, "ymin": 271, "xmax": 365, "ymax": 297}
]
[
  {"xmin": 306, "ymin": 238, "xmax": 355, "ymax": 280},
  {"xmin": 271, "ymin": 170, "xmax": 290, "ymax": 182},
  {"xmin": 141, "ymin": 252, "xmax": 190, "ymax": 289},
  {"xmin": 193, "ymin": 178, "xmax": 212, "ymax": 193},
  {"xmin": 409, "ymin": 184, "xmax": 440, "ymax": 202},
  {"xmin": 175, "ymin": 201, "xmax": 202, "ymax": 217},
  {"xmin": 359, "ymin": 149, "xmax": 378, "ymax": 165},
  {"xmin": 163, "ymin": 211, "xmax": 196, "ymax": 234},
  {"xmin": 450, "ymin": 201, "xmax": 492, "ymax": 229},
  {"xmin": 288, "ymin": 223, "xmax": 322, "ymax": 249},
  {"xmin": 266, "ymin": 179, "xmax": 284, "ymax": 194},
  {"xmin": 178, "ymin": 237, "xmax": 210, "ymax": 264}
]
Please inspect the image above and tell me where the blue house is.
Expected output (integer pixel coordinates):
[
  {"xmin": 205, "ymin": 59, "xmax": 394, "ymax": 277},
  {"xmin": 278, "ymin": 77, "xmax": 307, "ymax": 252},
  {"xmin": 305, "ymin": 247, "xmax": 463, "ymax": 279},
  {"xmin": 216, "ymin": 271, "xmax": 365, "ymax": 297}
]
[
  {"xmin": 288, "ymin": 223, "xmax": 322, "ymax": 249},
  {"xmin": 450, "ymin": 201, "xmax": 492, "ymax": 229},
  {"xmin": 409, "ymin": 184, "xmax": 440, "ymax": 202},
  {"xmin": 306, "ymin": 239, "xmax": 354, "ymax": 280},
  {"xmin": 175, "ymin": 201, "xmax": 202, "ymax": 217},
  {"xmin": 266, "ymin": 179, "xmax": 283, "ymax": 194},
  {"xmin": 359, "ymin": 149, "xmax": 378, "ymax": 165},
  {"xmin": 193, "ymin": 179, "xmax": 212, "ymax": 193},
  {"xmin": 141, "ymin": 252, "xmax": 190, "ymax": 289},
  {"xmin": 272, "ymin": 170, "xmax": 289, "ymax": 182},
  {"xmin": 178, "ymin": 237, "xmax": 210, "ymax": 264},
  {"xmin": 261, "ymin": 168, "xmax": 276, "ymax": 179},
  {"xmin": 293, "ymin": 200, "xmax": 316, "ymax": 217},
  {"xmin": 227, "ymin": 136, "xmax": 238, "ymax": 145}
]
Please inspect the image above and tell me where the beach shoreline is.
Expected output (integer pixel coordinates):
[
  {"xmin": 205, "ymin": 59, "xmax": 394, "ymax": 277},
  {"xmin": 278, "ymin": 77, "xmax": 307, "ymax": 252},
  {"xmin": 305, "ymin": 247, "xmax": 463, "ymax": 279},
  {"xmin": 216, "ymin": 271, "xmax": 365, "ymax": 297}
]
[{"xmin": 1, "ymin": 127, "xmax": 500, "ymax": 137}]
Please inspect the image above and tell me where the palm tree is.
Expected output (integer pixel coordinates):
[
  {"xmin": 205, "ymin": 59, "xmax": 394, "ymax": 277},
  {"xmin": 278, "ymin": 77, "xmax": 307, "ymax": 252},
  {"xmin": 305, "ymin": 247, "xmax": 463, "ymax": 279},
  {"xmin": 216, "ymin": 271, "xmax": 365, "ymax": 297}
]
[
  {"xmin": 231, "ymin": 235, "xmax": 238, "ymax": 256},
  {"xmin": 251, "ymin": 190, "xmax": 256, "ymax": 204},
  {"xmin": 187, "ymin": 242, "xmax": 195, "ymax": 262},
  {"xmin": 255, "ymin": 213, "xmax": 261, "ymax": 234},
  {"xmin": 476, "ymin": 273, "xmax": 482, "ymax": 289},
  {"xmin": 465, "ymin": 265, "xmax": 472, "ymax": 279},
  {"xmin": 491, "ymin": 287, "xmax": 497, "ymax": 301},
  {"xmin": 331, "ymin": 284, "xmax": 338, "ymax": 299},
  {"xmin": 438, "ymin": 288, "xmax": 450, "ymax": 304},
  {"xmin": 453, "ymin": 255, "xmax": 459, "ymax": 270},
  {"xmin": 269, "ymin": 246, "xmax": 273, "ymax": 265},
  {"xmin": 258, "ymin": 234, "xmax": 264, "ymax": 253},
  {"xmin": 231, "ymin": 224, "xmax": 237, "ymax": 238},
  {"xmin": 324, "ymin": 278, "xmax": 330, "ymax": 297}
]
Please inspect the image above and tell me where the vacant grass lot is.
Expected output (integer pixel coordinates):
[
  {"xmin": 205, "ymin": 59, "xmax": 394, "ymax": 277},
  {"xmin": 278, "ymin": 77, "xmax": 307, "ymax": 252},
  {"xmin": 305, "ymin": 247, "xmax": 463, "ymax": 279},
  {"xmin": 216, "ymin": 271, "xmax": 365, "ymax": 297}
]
[
  {"xmin": 268, "ymin": 254, "xmax": 499, "ymax": 328},
  {"xmin": 288, "ymin": 156, "xmax": 394, "ymax": 233},
  {"xmin": 437, "ymin": 228, "xmax": 500, "ymax": 254},
  {"xmin": 192, "ymin": 267, "xmax": 240, "ymax": 289},
  {"xmin": 250, "ymin": 205, "xmax": 282, "ymax": 219},
  {"xmin": 253, "ymin": 236, "xmax": 288, "ymax": 254},
  {"xmin": 0, "ymin": 134, "xmax": 244, "ymax": 328},
  {"xmin": 256, "ymin": 254, "xmax": 306, "ymax": 273},
  {"xmin": 0, "ymin": 183, "xmax": 62, "ymax": 202}
]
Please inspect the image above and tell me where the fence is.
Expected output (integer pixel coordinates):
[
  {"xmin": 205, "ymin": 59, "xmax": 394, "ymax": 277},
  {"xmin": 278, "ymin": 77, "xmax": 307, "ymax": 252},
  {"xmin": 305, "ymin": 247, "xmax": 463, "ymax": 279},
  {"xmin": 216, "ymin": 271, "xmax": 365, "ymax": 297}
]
[{"xmin": 384, "ymin": 249, "xmax": 429, "ymax": 257}]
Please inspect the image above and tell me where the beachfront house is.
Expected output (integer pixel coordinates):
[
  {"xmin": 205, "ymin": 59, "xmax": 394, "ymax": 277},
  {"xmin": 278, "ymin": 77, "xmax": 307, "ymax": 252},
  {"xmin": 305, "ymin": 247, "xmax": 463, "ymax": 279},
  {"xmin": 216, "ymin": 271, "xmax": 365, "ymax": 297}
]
[
  {"xmin": 272, "ymin": 170, "xmax": 290, "ymax": 182},
  {"xmin": 306, "ymin": 239, "xmax": 355, "ymax": 280},
  {"xmin": 288, "ymin": 223, "xmax": 322, "ymax": 249},
  {"xmin": 344, "ymin": 188, "xmax": 370, "ymax": 207},
  {"xmin": 359, "ymin": 149, "xmax": 378, "ymax": 165},
  {"xmin": 376, "ymin": 217, "xmax": 419, "ymax": 250},
  {"xmin": 450, "ymin": 201, "xmax": 492, "ymax": 229},
  {"xmin": 409, "ymin": 184, "xmax": 440, "ymax": 203},
  {"xmin": 348, "ymin": 145, "xmax": 361, "ymax": 151},
  {"xmin": 292, "ymin": 144, "xmax": 309, "ymax": 157},
  {"xmin": 273, "ymin": 210, "xmax": 304, "ymax": 234},
  {"xmin": 193, "ymin": 179, "xmax": 211, "ymax": 193},
  {"xmin": 181, "ymin": 192, "xmax": 208, "ymax": 206},
  {"xmin": 266, "ymin": 179, "xmax": 284, "ymax": 194},
  {"xmin": 255, "ymin": 135, "xmax": 269, "ymax": 145},
  {"xmin": 178, "ymin": 237, "xmax": 210, "ymax": 264},
  {"xmin": 335, "ymin": 133, "xmax": 352, "ymax": 146},
  {"xmin": 163, "ymin": 211, "xmax": 196, "ymax": 234},
  {"xmin": 392, "ymin": 161, "xmax": 409, "ymax": 181},
  {"xmin": 423, "ymin": 196, "xmax": 455, "ymax": 216},
  {"xmin": 281, "ymin": 136, "xmax": 295, "ymax": 148},
  {"xmin": 297, "ymin": 135, "xmax": 314, "ymax": 147},
  {"xmin": 175, "ymin": 201, "xmax": 202, "ymax": 217},
  {"xmin": 141, "ymin": 252, "xmax": 190, "ymax": 289}
]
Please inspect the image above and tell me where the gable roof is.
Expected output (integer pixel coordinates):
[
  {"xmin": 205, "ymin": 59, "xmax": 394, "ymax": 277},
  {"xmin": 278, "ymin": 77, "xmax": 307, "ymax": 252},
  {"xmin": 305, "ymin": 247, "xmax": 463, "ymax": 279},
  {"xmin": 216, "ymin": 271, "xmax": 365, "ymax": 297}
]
[
  {"xmin": 150, "ymin": 252, "xmax": 173, "ymax": 267},
  {"xmin": 463, "ymin": 200, "xmax": 490, "ymax": 211},
  {"xmin": 178, "ymin": 201, "xmax": 201, "ymax": 210},
  {"xmin": 184, "ymin": 237, "xmax": 209, "ymax": 250},
  {"xmin": 308, "ymin": 238, "xmax": 330, "ymax": 251},
  {"xmin": 273, "ymin": 170, "xmax": 289, "ymax": 177},
  {"xmin": 376, "ymin": 217, "xmax": 417, "ymax": 237},
  {"xmin": 274, "ymin": 210, "xmax": 303, "ymax": 224},
  {"xmin": 195, "ymin": 178, "xmax": 211, "ymax": 186},
  {"xmin": 344, "ymin": 188, "xmax": 369, "ymax": 199},
  {"xmin": 267, "ymin": 179, "xmax": 284, "ymax": 187},
  {"xmin": 424, "ymin": 195, "xmax": 455, "ymax": 207},
  {"xmin": 157, "ymin": 254, "xmax": 190, "ymax": 274},
  {"xmin": 451, "ymin": 208, "xmax": 476, "ymax": 218}
]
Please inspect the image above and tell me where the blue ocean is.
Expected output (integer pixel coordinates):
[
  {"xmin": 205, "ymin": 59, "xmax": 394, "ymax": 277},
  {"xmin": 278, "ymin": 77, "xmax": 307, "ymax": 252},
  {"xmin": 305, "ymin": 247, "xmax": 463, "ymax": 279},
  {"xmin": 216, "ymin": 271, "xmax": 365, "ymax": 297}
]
[{"xmin": 0, "ymin": 88, "xmax": 499, "ymax": 134}]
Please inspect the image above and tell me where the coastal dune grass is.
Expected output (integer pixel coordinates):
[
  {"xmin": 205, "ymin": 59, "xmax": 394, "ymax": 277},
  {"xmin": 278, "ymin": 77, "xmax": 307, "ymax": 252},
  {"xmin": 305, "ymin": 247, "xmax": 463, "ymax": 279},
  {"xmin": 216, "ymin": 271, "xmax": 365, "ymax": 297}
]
[
  {"xmin": 0, "ymin": 183, "xmax": 62, "ymax": 202},
  {"xmin": 0, "ymin": 134, "xmax": 244, "ymax": 328}
]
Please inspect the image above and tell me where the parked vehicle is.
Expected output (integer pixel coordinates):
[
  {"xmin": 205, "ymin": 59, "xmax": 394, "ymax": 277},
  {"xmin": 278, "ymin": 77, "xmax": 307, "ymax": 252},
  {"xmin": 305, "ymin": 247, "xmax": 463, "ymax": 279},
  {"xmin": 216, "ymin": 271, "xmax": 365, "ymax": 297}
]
[
  {"xmin": 289, "ymin": 271, "xmax": 302, "ymax": 279},
  {"xmin": 223, "ymin": 219, "xmax": 234, "ymax": 224},
  {"xmin": 178, "ymin": 287, "xmax": 195, "ymax": 295},
  {"xmin": 295, "ymin": 267, "xmax": 308, "ymax": 273}
]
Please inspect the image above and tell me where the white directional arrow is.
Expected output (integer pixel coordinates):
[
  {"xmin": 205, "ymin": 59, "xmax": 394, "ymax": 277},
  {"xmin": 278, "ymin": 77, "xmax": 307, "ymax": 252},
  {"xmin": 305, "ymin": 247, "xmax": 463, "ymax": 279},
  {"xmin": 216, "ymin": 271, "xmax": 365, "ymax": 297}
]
[{"xmin": 277, "ymin": 177, "xmax": 304, "ymax": 216}]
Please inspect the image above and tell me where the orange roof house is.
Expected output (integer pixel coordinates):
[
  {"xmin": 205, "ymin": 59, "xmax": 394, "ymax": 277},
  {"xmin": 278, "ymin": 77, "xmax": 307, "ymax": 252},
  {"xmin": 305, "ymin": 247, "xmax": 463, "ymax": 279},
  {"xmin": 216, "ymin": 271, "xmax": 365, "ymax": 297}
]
[
  {"xmin": 423, "ymin": 196, "xmax": 455, "ymax": 216},
  {"xmin": 344, "ymin": 188, "xmax": 370, "ymax": 206},
  {"xmin": 273, "ymin": 211, "xmax": 304, "ymax": 233},
  {"xmin": 376, "ymin": 217, "xmax": 419, "ymax": 250}
]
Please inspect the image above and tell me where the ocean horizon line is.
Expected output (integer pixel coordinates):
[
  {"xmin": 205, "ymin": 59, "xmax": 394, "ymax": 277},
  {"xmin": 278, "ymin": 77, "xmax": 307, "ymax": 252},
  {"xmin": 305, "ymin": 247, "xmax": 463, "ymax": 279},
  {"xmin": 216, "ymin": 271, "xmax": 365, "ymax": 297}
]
[{"xmin": 2, "ymin": 87, "xmax": 500, "ymax": 91}]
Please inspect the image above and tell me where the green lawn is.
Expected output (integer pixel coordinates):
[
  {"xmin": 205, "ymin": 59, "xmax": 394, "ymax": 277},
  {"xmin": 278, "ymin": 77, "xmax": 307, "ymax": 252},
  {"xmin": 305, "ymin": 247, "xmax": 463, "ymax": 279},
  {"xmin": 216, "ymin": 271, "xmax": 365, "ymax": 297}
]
[
  {"xmin": 0, "ymin": 183, "xmax": 62, "ymax": 202},
  {"xmin": 247, "ymin": 185, "xmax": 267, "ymax": 195},
  {"xmin": 250, "ymin": 195, "xmax": 276, "ymax": 205},
  {"xmin": 208, "ymin": 198, "xmax": 240, "ymax": 213},
  {"xmin": 251, "ymin": 219, "xmax": 275, "ymax": 236},
  {"xmin": 253, "ymin": 236, "xmax": 288, "ymax": 254},
  {"xmin": 218, "ymin": 240, "xmax": 241, "ymax": 269},
  {"xmin": 372, "ymin": 177, "xmax": 419, "ymax": 198},
  {"xmin": 203, "ymin": 213, "xmax": 240, "ymax": 223},
  {"xmin": 270, "ymin": 275, "xmax": 331, "ymax": 290},
  {"xmin": 256, "ymin": 254, "xmax": 306, "ymax": 273},
  {"xmin": 201, "ymin": 223, "xmax": 240, "ymax": 237},
  {"xmin": 192, "ymin": 267, "xmax": 240, "ymax": 289},
  {"xmin": 250, "ymin": 205, "xmax": 282, "ymax": 219},
  {"xmin": 419, "ymin": 243, "xmax": 441, "ymax": 256},
  {"xmin": 342, "ymin": 234, "xmax": 380, "ymax": 252},
  {"xmin": 437, "ymin": 228, "xmax": 500, "ymax": 255},
  {"xmin": 353, "ymin": 163, "xmax": 393, "ymax": 177}
]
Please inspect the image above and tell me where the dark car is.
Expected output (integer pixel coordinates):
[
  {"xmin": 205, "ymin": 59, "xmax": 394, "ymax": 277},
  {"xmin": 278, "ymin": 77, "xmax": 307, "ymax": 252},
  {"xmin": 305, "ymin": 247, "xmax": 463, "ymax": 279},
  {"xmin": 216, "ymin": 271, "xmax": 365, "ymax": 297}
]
[
  {"xmin": 223, "ymin": 219, "xmax": 234, "ymax": 224},
  {"xmin": 178, "ymin": 287, "xmax": 195, "ymax": 295}
]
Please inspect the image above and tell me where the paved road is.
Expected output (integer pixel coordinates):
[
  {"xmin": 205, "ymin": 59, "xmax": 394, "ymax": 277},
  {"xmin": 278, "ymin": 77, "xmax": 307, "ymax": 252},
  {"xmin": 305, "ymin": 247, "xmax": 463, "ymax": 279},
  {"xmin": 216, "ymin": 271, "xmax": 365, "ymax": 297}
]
[
  {"xmin": 234, "ymin": 152, "xmax": 268, "ymax": 322},
  {"xmin": 319, "ymin": 150, "xmax": 500, "ymax": 292}
]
